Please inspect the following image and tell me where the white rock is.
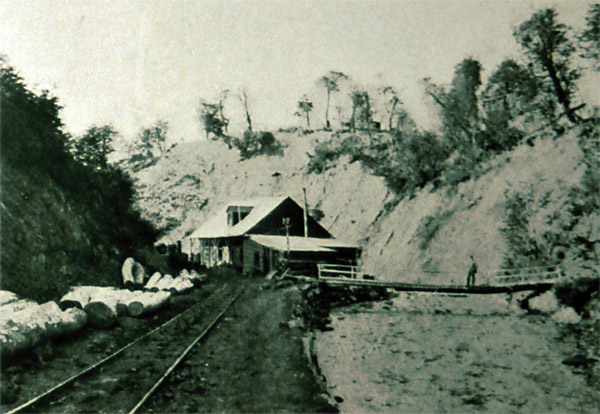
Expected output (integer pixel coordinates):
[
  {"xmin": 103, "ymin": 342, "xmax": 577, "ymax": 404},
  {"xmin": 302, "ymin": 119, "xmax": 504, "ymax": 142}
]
[
  {"xmin": 552, "ymin": 306, "xmax": 581, "ymax": 324},
  {"xmin": 529, "ymin": 290, "xmax": 559, "ymax": 314}
]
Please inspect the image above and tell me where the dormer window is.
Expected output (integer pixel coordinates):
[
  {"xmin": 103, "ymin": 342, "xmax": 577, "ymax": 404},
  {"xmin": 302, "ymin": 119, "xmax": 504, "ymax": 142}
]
[{"xmin": 227, "ymin": 206, "xmax": 253, "ymax": 226}]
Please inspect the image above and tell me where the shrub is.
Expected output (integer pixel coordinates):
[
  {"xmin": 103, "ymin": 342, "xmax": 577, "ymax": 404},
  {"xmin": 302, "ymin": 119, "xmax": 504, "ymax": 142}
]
[
  {"xmin": 309, "ymin": 208, "xmax": 325, "ymax": 222},
  {"xmin": 234, "ymin": 131, "xmax": 284, "ymax": 160},
  {"xmin": 415, "ymin": 210, "xmax": 454, "ymax": 250},
  {"xmin": 382, "ymin": 130, "xmax": 448, "ymax": 195},
  {"xmin": 500, "ymin": 126, "xmax": 600, "ymax": 273},
  {"xmin": 307, "ymin": 141, "xmax": 342, "ymax": 173},
  {"xmin": 554, "ymin": 277, "xmax": 599, "ymax": 314},
  {"xmin": 307, "ymin": 135, "xmax": 367, "ymax": 174}
]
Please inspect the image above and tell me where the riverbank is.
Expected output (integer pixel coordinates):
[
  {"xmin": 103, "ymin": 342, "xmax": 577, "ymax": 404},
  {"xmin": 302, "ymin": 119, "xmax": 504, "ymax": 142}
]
[{"xmin": 315, "ymin": 292, "xmax": 599, "ymax": 413}]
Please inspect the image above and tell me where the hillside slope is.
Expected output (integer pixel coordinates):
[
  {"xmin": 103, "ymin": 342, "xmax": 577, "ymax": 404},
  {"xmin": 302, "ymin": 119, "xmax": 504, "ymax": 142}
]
[
  {"xmin": 0, "ymin": 64, "xmax": 166, "ymax": 303},
  {"xmin": 362, "ymin": 130, "xmax": 585, "ymax": 283},
  {"xmin": 129, "ymin": 128, "xmax": 590, "ymax": 284},
  {"xmin": 130, "ymin": 131, "xmax": 390, "ymax": 246}
]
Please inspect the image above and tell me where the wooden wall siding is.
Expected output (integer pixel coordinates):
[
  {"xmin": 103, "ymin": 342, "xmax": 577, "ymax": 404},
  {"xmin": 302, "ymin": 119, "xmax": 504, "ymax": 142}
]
[
  {"xmin": 242, "ymin": 238, "xmax": 265, "ymax": 275},
  {"xmin": 248, "ymin": 198, "xmax": 332, "ymax": 238},
  {"xmin": 231, "ymin": 245, "xmax": 243, "ymax": 268}
]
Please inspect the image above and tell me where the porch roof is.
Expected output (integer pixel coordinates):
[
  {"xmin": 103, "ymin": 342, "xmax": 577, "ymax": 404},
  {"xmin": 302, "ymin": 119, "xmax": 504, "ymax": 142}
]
[{"xmin": 249, "ymin": 235, "xmax": 358, "ymax": 253}]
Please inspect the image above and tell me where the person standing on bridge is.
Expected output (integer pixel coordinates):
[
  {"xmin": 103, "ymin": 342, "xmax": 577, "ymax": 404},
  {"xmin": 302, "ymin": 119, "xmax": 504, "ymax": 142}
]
[{"xmin": 466, "ymin": 255, "xmax": 478, "ymax": 287}]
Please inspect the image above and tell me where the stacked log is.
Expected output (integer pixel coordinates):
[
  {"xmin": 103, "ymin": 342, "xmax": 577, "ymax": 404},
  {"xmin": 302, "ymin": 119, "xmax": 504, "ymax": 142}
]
[
  {"xmin": 122, "ymin": 258, "xmax": 136, "ymax": 289},
  {"xmin": 122, "ymin": 257, "xmax": 147, "ymax": 289},
  {"xmin": 60, "ymin": 286, "xmax": 119, "ymax": 310},
  {"xmin": 60, "ymin": 285, "xmax": 176, "ymax": 326},
  {"xmin": 188, "ymin": 270, "xmax": 207, "ymax": 286},
  {"xmin": 83, "ymin": 288, "xmax": 144, "ymax": 328},
  {"xmin": 0, "ymin": 291, "xmax": 19, "ymax": 307},
  {"xmin": 154, "ymin": 274, "xmax": 174, "ymax": 291},
  {"xmin": 126, "ymin": 291, "xmax": 171, "ymax": 317},
  {"xmin": 59, "ymin": 287, "xmax": 93, "ymax": 310},
  {"xmin": 144, "ymin": 272, "xmax": 163, "ymax": 291},
  {"xmin": 84, "ymin": 294, "xmax": 120, "ymax": 329},
  {"xmin": 0, "ymin": 291, "xmax": 88, "ymax": 358},
  {"xmin": 171, "ymin": 277, "xmax": 194, "ymax": 295}
]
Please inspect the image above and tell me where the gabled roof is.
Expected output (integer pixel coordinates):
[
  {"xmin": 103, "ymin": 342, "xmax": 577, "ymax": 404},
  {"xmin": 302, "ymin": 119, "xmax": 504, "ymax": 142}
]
[
  {"xmin": 249, "ymin": 235, "xmax": 358, "ymax": 252},
  {"xmin": 188, "ymin": 196, "xmax": 288, "ymax": 239}
]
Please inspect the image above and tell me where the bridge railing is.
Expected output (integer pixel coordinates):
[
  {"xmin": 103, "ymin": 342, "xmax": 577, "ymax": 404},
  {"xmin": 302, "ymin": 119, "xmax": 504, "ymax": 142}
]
[
  {"xmin": 317, "ymin": 258, "xmax": 575, "ymax": 286},
  {"xmin": 317, "ymin": 264, "xmax": 365, "ymax": 279},
  {"xmin": 491, "ymin": 266, "xmax": 563, "ymax": 286}
]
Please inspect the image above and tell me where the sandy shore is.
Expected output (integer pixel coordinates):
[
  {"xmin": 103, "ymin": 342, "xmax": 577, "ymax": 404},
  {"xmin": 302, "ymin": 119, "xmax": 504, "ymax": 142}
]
[{"xmin": 315, "ymin": 292, "xmax": 599, "ymax": 413}]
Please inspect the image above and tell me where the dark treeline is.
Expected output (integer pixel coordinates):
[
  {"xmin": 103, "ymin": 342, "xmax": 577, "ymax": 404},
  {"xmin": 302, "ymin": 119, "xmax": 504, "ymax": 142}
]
[
  {"xmin": 307, "ymin": 6, "xmax": 599, "ymax": 194},
  {"xmin": 0, "ymin": 58, "xmax": 165, "ymax": 302}
]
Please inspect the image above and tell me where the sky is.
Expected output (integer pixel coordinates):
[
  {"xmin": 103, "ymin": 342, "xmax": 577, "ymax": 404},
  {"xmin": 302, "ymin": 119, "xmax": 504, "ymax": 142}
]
[{"xmin": 0, "ymin": 0, "xmax": 597, "ymax": 145}]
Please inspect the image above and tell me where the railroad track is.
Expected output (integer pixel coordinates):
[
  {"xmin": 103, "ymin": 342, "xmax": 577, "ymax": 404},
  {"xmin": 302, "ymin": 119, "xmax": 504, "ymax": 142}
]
[{"xmin": 6, "ymin": 284, "xmax": 245, "ymax": 414}]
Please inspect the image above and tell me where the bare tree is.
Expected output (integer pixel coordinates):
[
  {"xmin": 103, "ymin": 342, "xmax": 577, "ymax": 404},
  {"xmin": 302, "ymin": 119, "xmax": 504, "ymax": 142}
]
[
  {"xmin": 380, "ymin": 86, "xmax": 403, "ymax": 131},
  {"xmin": 295, "ymin": 95, "xmax": 313, "ymax": 128},
  {"xmin": 318, "ymin": 71, "xmax": 349, "ymax": 130},
  {"xmin": 239, "ymin": 87, "xmax": 253, "ymax": 132},
  {"xmin": 217, "ymin": 89, "xmax": 230, "ymax": 132},
  {"xmin": 349, "ymin": 90, "xmax": 371, "ymax": 132}
]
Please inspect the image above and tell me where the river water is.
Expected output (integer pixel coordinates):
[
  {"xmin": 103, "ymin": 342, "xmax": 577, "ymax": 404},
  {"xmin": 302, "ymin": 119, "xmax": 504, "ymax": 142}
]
[{"xmin": 315, "ymin": 292, "xmax": 599, "ymax": 413}]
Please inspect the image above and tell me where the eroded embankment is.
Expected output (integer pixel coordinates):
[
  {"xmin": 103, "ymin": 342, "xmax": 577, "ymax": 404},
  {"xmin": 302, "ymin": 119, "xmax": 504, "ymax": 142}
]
[
  {"xmin": 313, "ymin": 291, "xmax": 599, "ymax": 413},
  {"xmin": 297, "ymin": 283, "xmax": 395, "ymax": 411}
]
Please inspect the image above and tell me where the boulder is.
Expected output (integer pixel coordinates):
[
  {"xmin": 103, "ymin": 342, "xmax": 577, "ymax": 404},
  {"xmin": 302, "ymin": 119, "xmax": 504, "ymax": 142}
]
[
  {"xmin": 528, "ymin": 290, "xmax": 559, "ymax": 314},
  {"xmin": 552, "ymin": 306, "xmax": 582, "ymax": 324}
]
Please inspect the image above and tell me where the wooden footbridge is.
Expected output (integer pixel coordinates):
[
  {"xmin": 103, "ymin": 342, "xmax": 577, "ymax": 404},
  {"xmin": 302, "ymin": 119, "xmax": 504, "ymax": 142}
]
[{"xmin": 288, "ymin": 261, "xmax": 574, "ymax": 294}]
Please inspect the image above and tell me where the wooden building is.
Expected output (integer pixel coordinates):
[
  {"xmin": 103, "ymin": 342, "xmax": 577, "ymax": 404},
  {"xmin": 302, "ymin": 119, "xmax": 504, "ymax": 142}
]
[{"xmin": 183, "ymin": 196, "xmax": 360, "ymax": 276}]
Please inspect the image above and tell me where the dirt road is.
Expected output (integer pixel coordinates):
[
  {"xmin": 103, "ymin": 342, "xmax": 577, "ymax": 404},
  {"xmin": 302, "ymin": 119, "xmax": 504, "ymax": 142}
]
[
  {"xmin": 315, "ymin": 292, "xmax": 599, "ymax": 413},
  {"xmin": 145, "ymin": 280, "xmax": 333, "ymax": 413}
]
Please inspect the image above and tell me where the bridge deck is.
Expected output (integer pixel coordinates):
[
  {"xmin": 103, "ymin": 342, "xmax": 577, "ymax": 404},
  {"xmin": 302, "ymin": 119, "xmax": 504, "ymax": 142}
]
[{"xmin": 292, "ymin": 276, "xmax": 555, "ymax": 294}]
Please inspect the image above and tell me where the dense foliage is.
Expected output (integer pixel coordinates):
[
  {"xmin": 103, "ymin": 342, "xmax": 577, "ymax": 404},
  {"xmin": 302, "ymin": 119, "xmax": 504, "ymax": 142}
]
[
  {"xmin": 500, "ymin": 121, "xmax": 600, "ymax": 271},
  {"xmin": 235, "ymin": 131, "xmax": 284, "ymax": 160},
  {"xmin": 1, "ymin": 59, "xmax": 164, "ymax": 302}
]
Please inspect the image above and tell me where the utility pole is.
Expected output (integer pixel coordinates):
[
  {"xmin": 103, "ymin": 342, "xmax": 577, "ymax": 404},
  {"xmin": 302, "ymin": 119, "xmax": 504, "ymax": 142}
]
[
  {"xmin": 302, "ymin": 187, "xmax": 309, "ymax": 238},
  {"xmin": 282, "ymin": 217, "xmax": 291, "ymax": 262}
]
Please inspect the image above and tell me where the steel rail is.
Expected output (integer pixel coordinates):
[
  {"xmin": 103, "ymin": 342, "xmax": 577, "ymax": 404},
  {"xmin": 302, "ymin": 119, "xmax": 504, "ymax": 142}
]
[
  {"xmin": 128, "ymin": 287, "xmax": 245, "ymax": 414},
  {"xmin": 6, "ymin": 285, "xmax": 228, "ymax": 414}
]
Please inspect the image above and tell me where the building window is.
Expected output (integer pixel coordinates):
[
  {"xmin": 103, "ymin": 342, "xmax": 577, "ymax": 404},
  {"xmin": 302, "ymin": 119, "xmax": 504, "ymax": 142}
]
[{"xmin": 227, "ymin": 206, "xmax": 253, "ymax": 227}]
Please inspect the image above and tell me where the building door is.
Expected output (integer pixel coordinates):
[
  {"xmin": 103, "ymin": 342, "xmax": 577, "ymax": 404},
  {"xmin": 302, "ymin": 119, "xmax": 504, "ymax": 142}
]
[{"xmin": 263, "ymin": 247, "xmax": 270, "ymax": 274}]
